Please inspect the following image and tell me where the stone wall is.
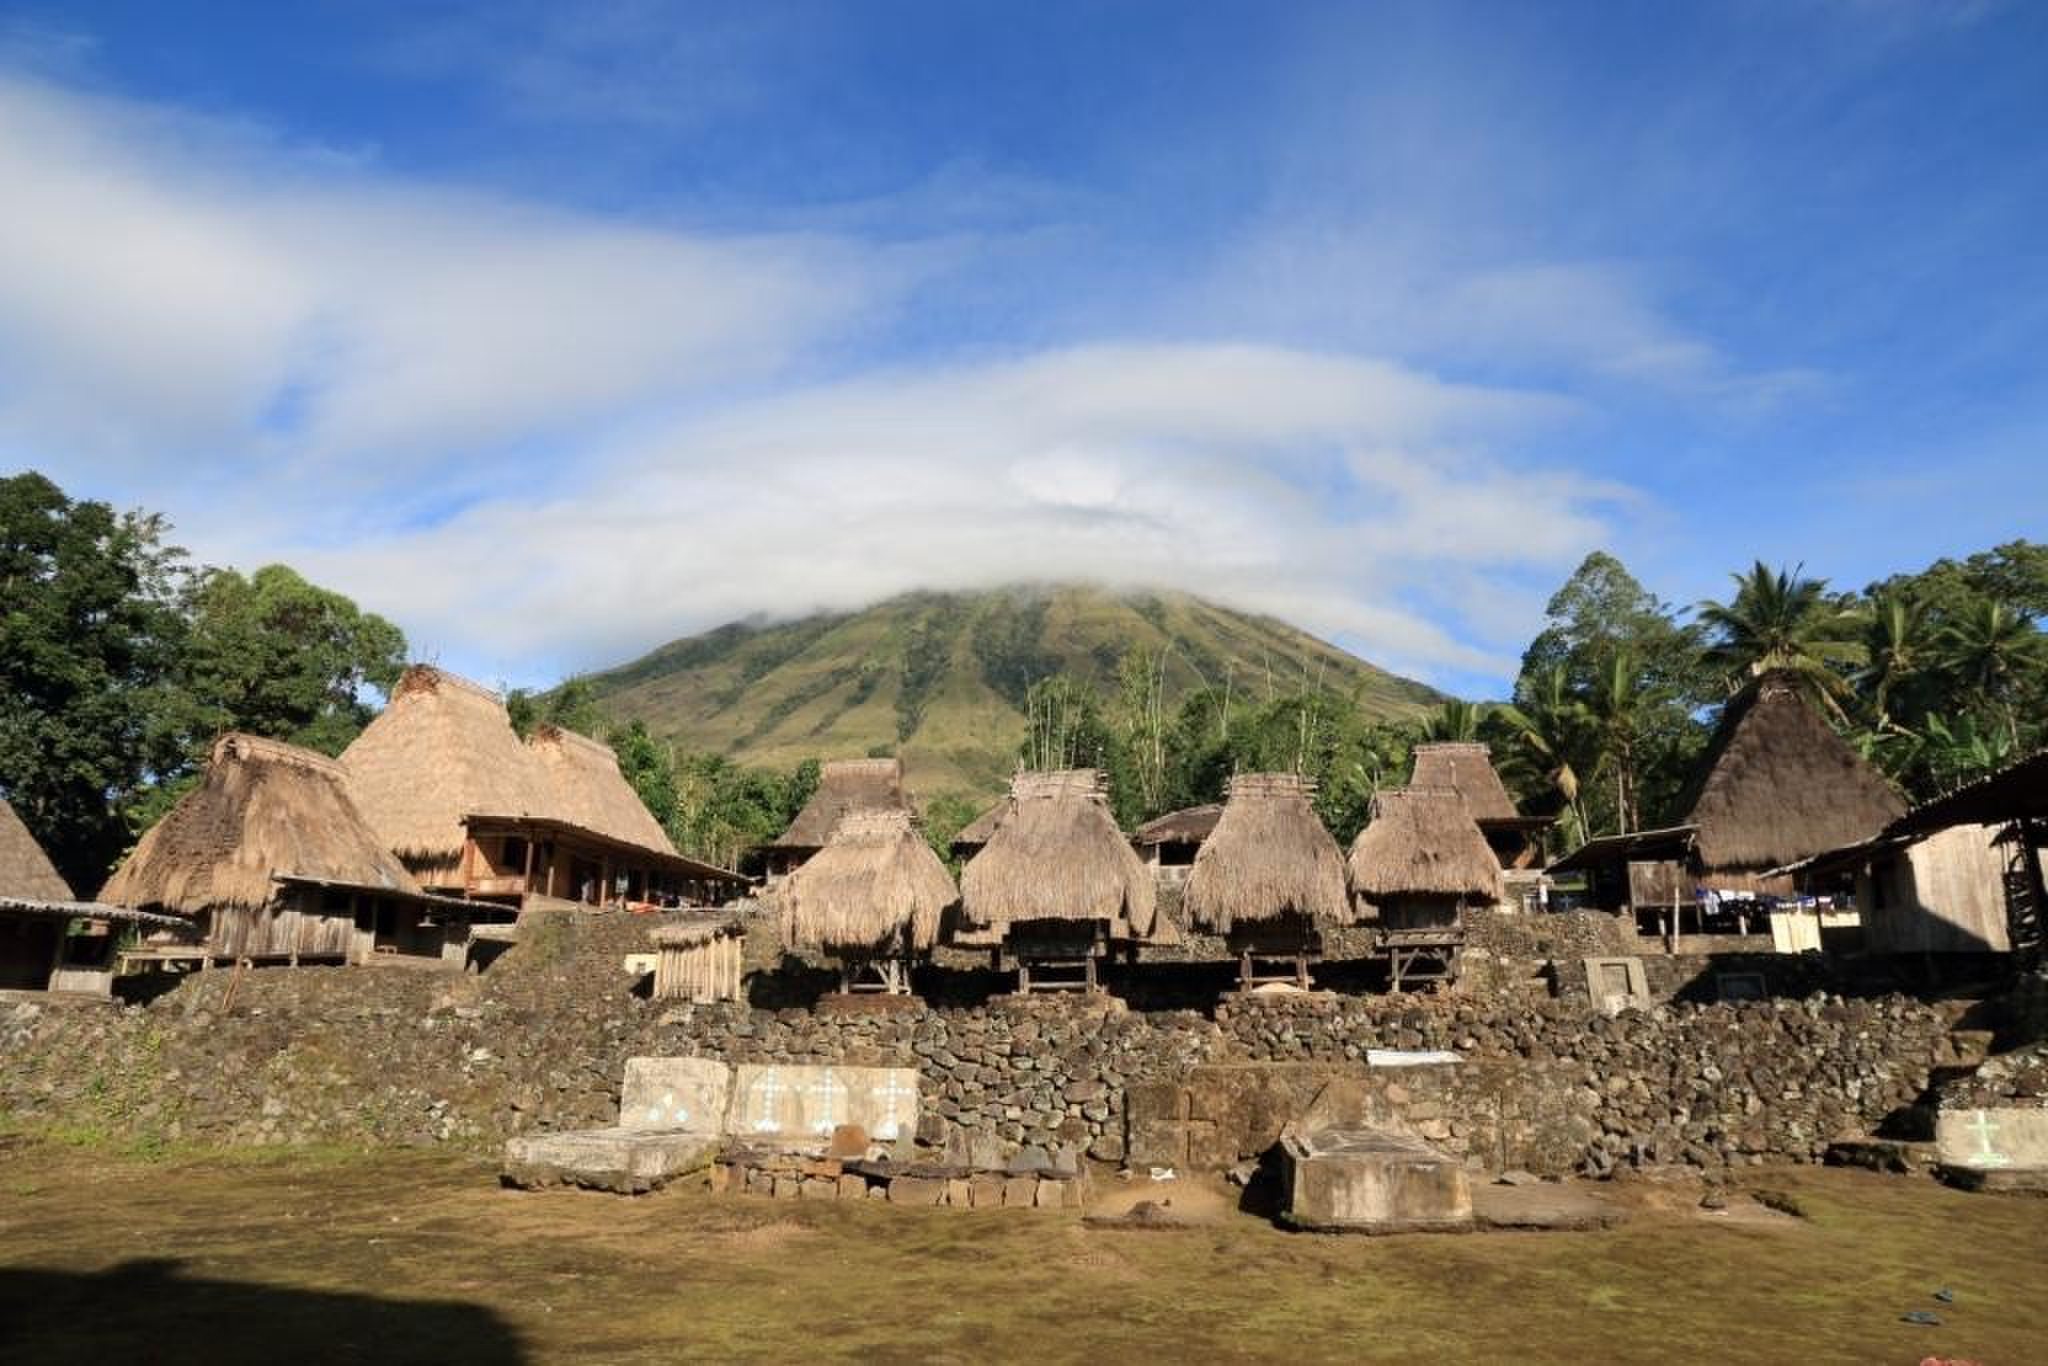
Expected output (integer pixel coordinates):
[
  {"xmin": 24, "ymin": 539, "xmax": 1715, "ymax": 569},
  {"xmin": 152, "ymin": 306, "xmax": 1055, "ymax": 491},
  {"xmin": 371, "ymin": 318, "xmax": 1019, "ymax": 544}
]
[{"xmin": 0, "ymin": 909, "xmax": 1966, "ymax": 1179}]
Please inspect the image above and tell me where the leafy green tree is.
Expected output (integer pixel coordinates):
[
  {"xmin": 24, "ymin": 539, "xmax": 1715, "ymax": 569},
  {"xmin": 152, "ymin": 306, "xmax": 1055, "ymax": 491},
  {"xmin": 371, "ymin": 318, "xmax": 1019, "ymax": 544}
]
[
  {"xmin": 0, "ymin": 472, "xmax": 191, "ymax": 888},
  {"xmin": 1939, "ymin": 599, "xmax": 2045, "ymax": 746},
  {"xmin": 919, "ymin": 791, "xmax": 984, "ymax": 871},
  {"xmin": 1852, "ymin": 590, "xmax": 1932, "ymax": 734},
  {"xmin": 179, "ymin": 563, "xmax": 406, "ymax": 757},
  {"xmin": 1492, "ymin": 664, "xmax": 1593, "ymax": 850},
  {"xmin": 608, "ymin": 720, "xmax": 680, "ymax": 836},
  {"xmin": 1420, "ymin": 698, "xmax": 1483, "ymax": 742}
]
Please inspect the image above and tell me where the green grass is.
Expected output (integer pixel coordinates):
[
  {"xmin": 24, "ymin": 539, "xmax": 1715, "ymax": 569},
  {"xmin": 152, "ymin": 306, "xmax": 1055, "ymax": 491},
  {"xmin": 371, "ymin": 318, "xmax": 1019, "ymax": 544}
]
[{"xmin": 0, "ymin": 1141, "xmax": 2041, "ymax": 1364}]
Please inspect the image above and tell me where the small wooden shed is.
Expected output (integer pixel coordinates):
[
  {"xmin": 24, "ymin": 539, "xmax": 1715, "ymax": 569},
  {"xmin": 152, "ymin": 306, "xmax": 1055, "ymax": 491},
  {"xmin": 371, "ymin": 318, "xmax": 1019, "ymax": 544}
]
[
  {"xmin": 650, "ymin": 917, "xmax": 747, "ymax": 1003},
  {"xmin": 1347, "ymin": 787, "xmax": 1503, "ymax": 991}
]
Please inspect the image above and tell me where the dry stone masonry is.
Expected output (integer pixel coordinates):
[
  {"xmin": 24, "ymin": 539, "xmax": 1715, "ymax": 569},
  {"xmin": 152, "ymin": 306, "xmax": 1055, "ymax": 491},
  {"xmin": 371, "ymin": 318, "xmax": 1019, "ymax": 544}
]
[{"xmin": 0, "ymin": 910, "xmax": 1973, "ymax": 1180}]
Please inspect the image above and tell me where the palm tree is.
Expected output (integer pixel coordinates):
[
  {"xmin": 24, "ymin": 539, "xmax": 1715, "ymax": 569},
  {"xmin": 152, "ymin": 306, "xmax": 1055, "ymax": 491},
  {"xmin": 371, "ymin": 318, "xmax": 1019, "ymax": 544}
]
[
  {"xmin": 1421, "ymin": 698, "xmax": 1483, "ymax": 742},
  {"xmin": 1584, "ymin": 649, "xmax": 1649, "ymax": 832},
  {"xmin": 1697, "ymin": 561, "xmax": 1861, "ymax": 710},
  {"xmin": 1921, "ymin": 713, "xmax": 2015, "ymax": 792},
  {"xmin": 1940, "ymin": 599, "xmax": 2046, "ymax": 746},
  {"xmin": 1494, "ymin": 665, "xmax": 1592, "ymax": 848},
  {"xmin": 1853, "ymin": 590, "xmax": 1930, "ymax": 732}
]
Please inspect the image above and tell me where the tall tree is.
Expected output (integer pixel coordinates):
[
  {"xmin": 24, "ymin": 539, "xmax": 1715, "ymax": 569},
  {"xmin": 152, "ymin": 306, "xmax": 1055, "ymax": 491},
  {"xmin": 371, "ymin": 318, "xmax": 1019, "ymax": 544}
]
[
  {"xmin": 0, "ymin": 472, "xmax": 191, "ymax": 888},
  {"xmin": 1940, "ymin": 599, "xmax": 2045, "ymax": 746},
  {"xmin": 1696, "ymin": 561, "xmax": 1861, "ymax": 699},
  {"xmin": 179, "ymin": 563, "xmax": 406, "ymax": 756},
  {"xmin": 1853, "ymin": 590, "xmax": 1932, "ymax": 734}
]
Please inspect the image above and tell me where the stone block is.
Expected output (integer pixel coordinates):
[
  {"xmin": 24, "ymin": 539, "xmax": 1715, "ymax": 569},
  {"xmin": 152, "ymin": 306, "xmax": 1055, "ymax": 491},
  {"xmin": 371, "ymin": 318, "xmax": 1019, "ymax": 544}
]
[
  {"xmin": 837, "ymin": 1173, "xmax": 868, "ymax": 1199},
  {"xmin": 1583, "ymin": 958, "xmax": 1650, "ymax": 1017},
  {"xmin": 619, "ymin": 1057, "xmax": 730, "ymax": 1133},
  {"xmin": 1124, "ymin": 1119, "xmax": 1188, "ymax": 1169},
  {"xmin": 773, "ymin": 1175, "xmax": 804, "ymax": 1199},
  {"xmin": 968, "ymin": 1174, "xmax": 1007, "ymax": 1208},
  {"xmin": 945, "ymin": 1178, "xmax": 971, "ymax": 1207},
  {"xmin": 1936, "ymin": 1107, "xmax": 2048, "ymax": 1173},
  {"xmin": 801, "ymin": 1177, "xmax": 838, "ymax": 1199},
  {"xmin": 1280, "ymin": 1128, "xmax": 1474, "ymax": 1233},
  {"xmin": 1002, "ymin": 1175, "xmax": 1038, "ymax": 1207},
  {"xmin": 888, "ymin": 1175, "xmax": 945, "ymax": 1205},
  {"xmin": 729, "ymin": 1064, "xmax": 922, "ymax": 1148},
  {"xmin": 1033, "ymin": 1178, "xmax": 1066, "ymax": 1208},
  {"xmin": 501, "ymin": 1128, "xmax": 721, "ymax": 1195}
]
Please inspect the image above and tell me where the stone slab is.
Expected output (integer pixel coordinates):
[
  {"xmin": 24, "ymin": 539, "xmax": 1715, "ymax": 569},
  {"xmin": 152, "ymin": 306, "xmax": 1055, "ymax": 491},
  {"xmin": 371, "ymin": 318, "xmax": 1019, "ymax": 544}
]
[
  {"xmin": 1935, "ymin": 1107, "xmax": 2048, "ymax": 1172},
  {"xmin": 727, "ymin": 1063, "xmax": 920, "ymax": 1148},
  {"xmin": 619, "ymin": 1056, "xmax": 730, "ymax": 1133},
  {"xmin": 1280, "ymin": 1128, "xmax": 1474, "ymax": 1233},
  {"xmin": 1364, "ymin": 1049, "xmax": 1461, "ymax": 1067},
  {"xmin": 1583, "ymin": 956, "xmax": 1650, "ymax": 1016},
  {"xmin": 501, "ymin": 1128, "xmax": 721, "ymax": 1195}
]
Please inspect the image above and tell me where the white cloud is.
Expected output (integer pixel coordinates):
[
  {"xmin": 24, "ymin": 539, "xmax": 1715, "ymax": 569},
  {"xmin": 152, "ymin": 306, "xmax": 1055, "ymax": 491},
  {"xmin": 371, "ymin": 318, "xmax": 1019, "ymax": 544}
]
[{"xmin": 0, "ymin": 73, "xmax": 895, "ymax": 472}]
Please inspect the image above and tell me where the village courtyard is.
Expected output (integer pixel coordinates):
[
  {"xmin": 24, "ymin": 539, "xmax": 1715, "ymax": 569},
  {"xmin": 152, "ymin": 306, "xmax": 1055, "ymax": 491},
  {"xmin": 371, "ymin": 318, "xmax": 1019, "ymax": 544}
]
[{"xmin": 2, "ymin": 1135, "xmax": 2044, "ymax": 1365}]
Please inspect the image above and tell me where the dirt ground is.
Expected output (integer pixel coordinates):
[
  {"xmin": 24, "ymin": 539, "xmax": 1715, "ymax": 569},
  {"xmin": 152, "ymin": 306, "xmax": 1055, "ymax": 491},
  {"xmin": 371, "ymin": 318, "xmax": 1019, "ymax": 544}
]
[{"xmin": 1, "ymin": 1136, "xmax": 2043, "ymax": 1365}]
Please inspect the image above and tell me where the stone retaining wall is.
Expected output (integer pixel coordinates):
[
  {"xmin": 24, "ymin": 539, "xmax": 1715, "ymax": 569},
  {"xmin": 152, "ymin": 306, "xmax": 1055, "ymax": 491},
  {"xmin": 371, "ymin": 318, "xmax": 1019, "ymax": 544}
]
[{"xmin": 0, "ymin": 910, "xmax": 1966, "ymax": 1179}]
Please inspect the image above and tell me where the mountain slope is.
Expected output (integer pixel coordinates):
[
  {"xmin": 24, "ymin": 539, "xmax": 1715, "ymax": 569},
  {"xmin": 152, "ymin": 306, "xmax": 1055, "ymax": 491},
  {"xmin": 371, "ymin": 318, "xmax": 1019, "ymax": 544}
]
[{"xmin": 584, "ymin": 585, "xmax": 1444, "ymax": 798}]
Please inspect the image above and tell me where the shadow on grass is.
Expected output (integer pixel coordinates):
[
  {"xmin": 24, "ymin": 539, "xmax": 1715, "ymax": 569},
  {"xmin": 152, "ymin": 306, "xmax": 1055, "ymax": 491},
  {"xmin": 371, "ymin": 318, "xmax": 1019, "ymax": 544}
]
[{"xmin": 0, "ymin": 1258, "xmax": 525, "ymax": 1365}]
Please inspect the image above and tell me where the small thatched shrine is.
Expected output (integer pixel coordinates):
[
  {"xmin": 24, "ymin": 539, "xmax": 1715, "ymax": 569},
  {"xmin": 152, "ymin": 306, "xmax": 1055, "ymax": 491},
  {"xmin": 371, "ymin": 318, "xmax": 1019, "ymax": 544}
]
[
  {"xmin": 651, "ymin": 916, "xmax": 747, "ymax": 1003},
  {"xmin": 1, "ymin": 798, "xmax": 190, "ymax": 995},
  {"xmin": 761, "ymin": 758, "xmax": 913, "ymax": 880},
  {"xmin": 1409, "ymin": 742, "xmax": 1552, "ymax": 869},
  {"xmin": 341, "ymin": 665, "xmax": 546, "ymax": 891},
  {"xmin": 958, "ymin": 769, "xmax": 1161, "ymax": 993},
  {"xmin": 1347, "ymin": 787, "xmax": 1502, "ymax": 990},
  {"xmin": 101, "ymin": 734, "xmax": 477, "ymax": 967},
  {"xmin": 781, "ymin": 808, "xmax": 956, "ymax": 994},
  {"xmin": 1182, "ymin": 774, "xmax": 1353, "ymax": 991},
  {"xmin": 1549, "ymin": 672, "xmax": 1906, "ymax": 924},
  {"xmin": 1133, "ymin": 804, "xmax": 1223, "ymax": 869}
]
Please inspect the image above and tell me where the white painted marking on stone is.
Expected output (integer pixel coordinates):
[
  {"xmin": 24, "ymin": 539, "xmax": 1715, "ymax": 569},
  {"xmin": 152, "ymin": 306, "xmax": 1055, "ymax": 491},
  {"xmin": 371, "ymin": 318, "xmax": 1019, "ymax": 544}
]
[
  {"xmin": 807, "ymin": 1069, "xmax": 849, "ymax": 1134},
  {"xmin": 1967, "ymin": 1110, "xmax": 2010, "ymax": 1168},
  {"xmin": 874, "ymin": 1075, "xmax": 916, "ymax": 1140},
  {"xmin": 749, "ymin": 1074, "xmax": 788, "ymax": 1133}
]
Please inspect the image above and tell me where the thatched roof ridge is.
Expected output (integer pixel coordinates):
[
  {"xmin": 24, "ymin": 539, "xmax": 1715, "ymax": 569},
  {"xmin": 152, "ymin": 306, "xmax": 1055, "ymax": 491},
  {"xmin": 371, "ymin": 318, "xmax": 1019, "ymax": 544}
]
[
  {"xmin": 1182, "ymin": 774, "xmax": 1351, "ymax": 933},
  {"xmin": 101, "ymin": 733, "xmax": 423, "ymax": 915},
  {"xmin": 1682, "ymin": 672, "xmax": 1906, "ymax": 872},
  {"xmin": 782, "ymin": 808, "xmax": 956, "ymax": 956},
  {"xmin": 0, "ymin": 798, "xmax": 73, "ymax": 902},
  {"xmin": 1133, "ymin": 804, "xmax": 1223, "ymax": 846},
  {"xmin": 340, "ymin": 664, "xmax": 546, "ymax": 876},
  {"xmin": 770, "ymin": 758, "xmax": 911, "ymax": 852},
  {"xmin": 959, "ymin": 769, "xmax": 1158, "ymax": 935},
  {"xmin": 1409, "ymin": 742, "xmax": 1520, "ymax": 823},
  {"xmin": 1346, "ymin": 786, "xmax": 1503, "ymax": 902},
  {"xmin": 525, "ymin": 724, "xmax": 676, "ymax": 856}
]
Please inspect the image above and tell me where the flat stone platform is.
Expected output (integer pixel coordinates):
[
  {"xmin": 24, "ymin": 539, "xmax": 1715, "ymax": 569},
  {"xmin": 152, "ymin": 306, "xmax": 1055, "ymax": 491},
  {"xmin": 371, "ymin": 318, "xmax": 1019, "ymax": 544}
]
[
  {"xmin": 502, "ymin": 1129, "xmax": 721, "ymax": 1195},
  {"xmin": 1280, "ymin": 1128, "xmax": 1474, "ymax": 1234}
]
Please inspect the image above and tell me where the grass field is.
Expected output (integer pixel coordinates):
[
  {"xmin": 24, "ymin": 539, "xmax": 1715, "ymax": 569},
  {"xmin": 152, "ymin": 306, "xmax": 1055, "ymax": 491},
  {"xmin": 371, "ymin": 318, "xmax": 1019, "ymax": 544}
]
[{"xmin": 0, "ymin": 1138, "xmax": 2042, "ymax": 1364}]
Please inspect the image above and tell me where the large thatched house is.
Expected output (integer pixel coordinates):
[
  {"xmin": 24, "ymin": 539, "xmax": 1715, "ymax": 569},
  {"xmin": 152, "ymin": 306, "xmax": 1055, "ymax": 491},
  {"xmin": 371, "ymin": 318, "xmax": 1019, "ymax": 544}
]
[
  {"xmin": 1549, "ymin": 672, "xmax": 1906, "ymax": 920},
  {"xmin": 1182, "ymin": 774, "xmax": 1353, "ymax": 990},
  {"xmin": 958, "ymin": 769, "xmax": 1164, "ymax": 992},
  {"xmin": 1347, "ymin": 787, "xmax": 1503, "ymax": 990},
  {"xmin": 1409, "ymin": 742, "xmax": 1552, "ymax": 869},
  {"xmin": 101, "ymin": 734, "xmax": 478, "ymax": 966},
  {"xmin": 344, "ymin": 666, "xmax": 744, "ymax": 911},
  {"xmin": 460, "ymin": 725, "xmax": 746, "ymax": 911},
  {"xmin": 1132, "ymin": 804, "xmax": 1223, "ymax": 869},
  {"xmin": 760, "ymin": 758, "xmax": 913, "ymax": 880},
  {"xmin": 2, "ymin": 798, "xmax": 189, "ymax": 995},
  {"xmin": 341, "ymin": 665, "xmax": 546, "ymax": 891},
  {"xmin": 782, "ymin": 808, "xmax": 956, "ymax": 994}
]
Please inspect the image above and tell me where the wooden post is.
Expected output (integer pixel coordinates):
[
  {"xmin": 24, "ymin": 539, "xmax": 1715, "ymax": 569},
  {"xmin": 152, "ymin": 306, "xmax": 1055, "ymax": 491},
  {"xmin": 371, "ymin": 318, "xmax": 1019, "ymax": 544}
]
[{"xmin": 521, "ymin": 834, "xmax": 536, "ymax": 908}]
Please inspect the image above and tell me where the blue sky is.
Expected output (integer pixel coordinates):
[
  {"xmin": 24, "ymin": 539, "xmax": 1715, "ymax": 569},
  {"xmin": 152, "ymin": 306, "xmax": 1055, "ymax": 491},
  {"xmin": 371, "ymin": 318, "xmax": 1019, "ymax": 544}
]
[{"xmin": 2, "ymin": 1, "xmax": 2043, "ymax": 698}]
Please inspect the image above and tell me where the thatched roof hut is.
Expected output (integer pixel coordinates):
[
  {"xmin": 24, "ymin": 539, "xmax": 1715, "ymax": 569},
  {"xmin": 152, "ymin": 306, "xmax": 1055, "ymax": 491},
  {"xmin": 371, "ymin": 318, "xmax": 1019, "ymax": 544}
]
[
  {"xmin": 1409, "ymin": 744, "xmax": 1518, "ymax": 823},
  {"xmin": 959, "ymin": 770, "xmax": 1158, "ymax": 937},
  {"xmin": 102, "ymin": 734, "xmax": 424, "ymax": 915},
  {"xmin": 1132, "ymin": 803, "xmax": 1223, "ymax": 866},
  {"xmin": 0, "ymin": 799, "xmax": 73, "ymax": 902},
  {"xmin": 768, "ymin": 758, "xmax": 912, "ymax": 855},
  {"xmin": 525, "ymin": 724, "xmax": 676, "ymax": 855},
  {"xmin": 1682, "ymin": 671, "xmax": 1905, "ymax": 876},
  {"xmin": 1182, "ymin": 774, "xmax": 1351, "ymax": 935},
  {"xmin": 782, "ymin": 808, "xmax": 955, "ymax": 958},
  {"xmin": 950, "ymin": 800, "xmax": 1009, "ymax": 858},
  {"xmin": 1346, "ymin": 787, "xmax": 1503, "ymax": 906},
  {"xmin": 340, "ymin": 665, "xmax": 545, "ymax": 885}
]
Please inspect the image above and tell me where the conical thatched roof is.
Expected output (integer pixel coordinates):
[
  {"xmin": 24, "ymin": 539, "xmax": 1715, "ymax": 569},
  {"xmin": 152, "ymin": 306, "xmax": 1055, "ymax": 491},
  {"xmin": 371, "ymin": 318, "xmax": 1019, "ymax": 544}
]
[
  {"xmin": 769, "ymin": 758, "xmax": 911, "ymax": 852},
  {"xmin": 525, "ymin": 725, "xmax": 676, "ymax": 855},
  {"xmin": 0, "ymin": 798, "xmax": 73, "ymax": 901},
  {"xmin": 1133, "ymin": 804, "xmax": 1224, "ymax": 847},
  {"xmin": 951, "ymin": 800, "xmax": 1008, "ymax": 851},
  {"xmin": 959, "ymin": 770, "xmax": 1158, "ymax": 936},
  {"xmin": 1409, "ymin": 742, "xmax": 1520, "ymax": 823},
  {"xmin": 1346, "ymin": 787, "xmax": 1503, "ymax": 903},
  {"xmin": 101, "ymin": 734, "xmax": 423, "ymax": 915},
  {"xmin": 340, "ymin": 665, "xmax": 546, "ymax": 881},
  {"xmin": 1183, "ymin": 774, "xmax": 1352, "ymax": 934},
  {"xmin": 782, "ymin": 808, "xmax": 956, "ymax": 956},
  {"xmin": 1682, "ymin": 671, "xmax": 1905, "ymax": 873}
]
